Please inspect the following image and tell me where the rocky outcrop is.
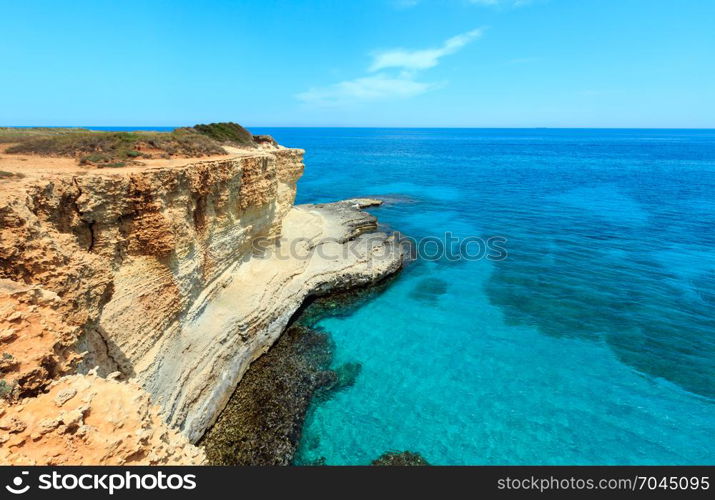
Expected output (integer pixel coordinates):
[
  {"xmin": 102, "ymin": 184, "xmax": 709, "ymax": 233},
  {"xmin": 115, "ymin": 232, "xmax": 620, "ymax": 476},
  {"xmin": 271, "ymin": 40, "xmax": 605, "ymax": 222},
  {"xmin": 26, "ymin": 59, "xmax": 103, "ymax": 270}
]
[
  {"xmin": 0, "ymin": 374, "xmax": 204, "ymax": 465},
  {"xmin": 157, "ymin": 200, "xmax": 401, "ymax": 441},
  {"xmin": 0, "ymin": 280, "xmax": 79, "ymax": 398},
  {"xmin": 0, "ymin": 143, "xmax": 402, "ymax": 463}
]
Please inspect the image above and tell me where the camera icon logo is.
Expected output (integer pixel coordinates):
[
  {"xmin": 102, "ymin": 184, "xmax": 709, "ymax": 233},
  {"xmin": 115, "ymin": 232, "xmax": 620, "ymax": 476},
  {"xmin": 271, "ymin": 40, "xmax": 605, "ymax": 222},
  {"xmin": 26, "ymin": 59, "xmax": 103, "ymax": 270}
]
[{"xmin": 5, "ymin": 471, "xmax": 30, "ymax": 495}]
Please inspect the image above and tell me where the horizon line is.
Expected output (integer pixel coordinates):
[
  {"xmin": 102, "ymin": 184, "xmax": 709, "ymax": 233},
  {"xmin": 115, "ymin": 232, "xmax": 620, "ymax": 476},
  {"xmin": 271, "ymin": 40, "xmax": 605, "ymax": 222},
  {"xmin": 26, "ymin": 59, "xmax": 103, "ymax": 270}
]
[{"xmin": 3, "ymin": 125, "xmax": 715, "ymax": 131}]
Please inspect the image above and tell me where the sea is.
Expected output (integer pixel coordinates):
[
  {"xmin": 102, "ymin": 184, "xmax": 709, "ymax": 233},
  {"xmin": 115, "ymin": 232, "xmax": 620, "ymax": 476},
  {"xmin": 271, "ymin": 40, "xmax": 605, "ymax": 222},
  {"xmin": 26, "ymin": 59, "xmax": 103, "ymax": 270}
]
[{"xmin": 104, "ymin": 127, "xmax": 715, "ymax": 465}]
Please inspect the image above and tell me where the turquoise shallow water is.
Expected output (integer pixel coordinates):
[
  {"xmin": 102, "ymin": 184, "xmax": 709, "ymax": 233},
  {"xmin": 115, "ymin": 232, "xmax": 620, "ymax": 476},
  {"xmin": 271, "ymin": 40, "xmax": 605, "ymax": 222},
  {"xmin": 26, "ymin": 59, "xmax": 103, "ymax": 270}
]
[{"xmin": 253, "ymin": 128, "xmax": 715, "ymax": 465}]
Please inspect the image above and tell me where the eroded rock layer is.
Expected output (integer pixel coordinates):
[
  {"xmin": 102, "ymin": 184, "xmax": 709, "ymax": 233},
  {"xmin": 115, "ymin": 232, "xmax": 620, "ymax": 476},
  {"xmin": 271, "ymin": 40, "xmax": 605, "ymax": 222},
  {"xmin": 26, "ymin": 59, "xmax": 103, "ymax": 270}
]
[
  {"xmin": 0, "ymin": 145, "xmax": 402, "ymax": 463},
  {"xmin": 0, "ymin": 374, "xmax": 205, "ymax": 465}
]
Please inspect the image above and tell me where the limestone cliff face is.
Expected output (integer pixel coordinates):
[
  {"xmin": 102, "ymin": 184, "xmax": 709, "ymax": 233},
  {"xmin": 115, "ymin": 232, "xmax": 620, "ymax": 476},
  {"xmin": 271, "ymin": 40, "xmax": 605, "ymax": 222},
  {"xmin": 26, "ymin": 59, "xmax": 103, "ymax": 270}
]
[
  {"xmin": 1, "ymin": 149, "xmax": 303, "ymax": 383},
  {"xmin": 0, "ymin": 145, "xmax": 402, "ymax": 463}
]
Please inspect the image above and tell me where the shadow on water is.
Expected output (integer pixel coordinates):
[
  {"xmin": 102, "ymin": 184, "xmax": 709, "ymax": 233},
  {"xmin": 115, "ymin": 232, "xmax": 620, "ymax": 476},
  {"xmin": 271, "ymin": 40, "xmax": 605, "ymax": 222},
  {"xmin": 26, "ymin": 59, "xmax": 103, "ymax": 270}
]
[{"xmin": 484, "ymin": 211, "xmax": 715, "ymax": 400}]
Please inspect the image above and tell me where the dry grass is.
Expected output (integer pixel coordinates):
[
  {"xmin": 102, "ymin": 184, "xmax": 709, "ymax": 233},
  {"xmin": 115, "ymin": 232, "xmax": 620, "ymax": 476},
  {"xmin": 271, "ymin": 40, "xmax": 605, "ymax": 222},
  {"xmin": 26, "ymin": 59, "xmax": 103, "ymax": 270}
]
[
  {"xmin": 0, "ymin": 127, "xmax": 88, "ymax": 144},
  {"xmin": 1, "ymin": 123, "xmax": 262, "ymax": 167}
]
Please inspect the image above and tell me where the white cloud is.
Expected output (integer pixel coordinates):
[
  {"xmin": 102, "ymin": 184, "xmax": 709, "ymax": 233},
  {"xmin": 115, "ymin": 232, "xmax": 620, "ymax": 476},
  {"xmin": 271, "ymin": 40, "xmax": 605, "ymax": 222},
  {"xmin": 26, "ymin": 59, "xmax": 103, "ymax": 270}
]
[
  {"xmin": 369, "ymin": 29, "xmax": 483, "ymax": 72},
  {"xmin": 297, "ymin": 29, "xmax": 482, "ymax": 107},
  {"xmin": 297, "ymin": 74, "xmax": 438, "ymax": 107}
]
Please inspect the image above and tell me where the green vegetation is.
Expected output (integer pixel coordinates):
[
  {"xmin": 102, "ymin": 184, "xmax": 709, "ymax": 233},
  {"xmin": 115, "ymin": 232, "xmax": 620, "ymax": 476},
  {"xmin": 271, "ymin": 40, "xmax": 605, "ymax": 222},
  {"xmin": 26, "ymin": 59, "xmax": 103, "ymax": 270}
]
[
  {"xmin": 0, "ymin": 380, "xmax": 13, "ymax": 400},
  {"xmin": 0, "ymin": 122, "xmax": 265, "ymax": 167},
  {"xmin": 188, "ymin": 122, "xmax": 255, "ymax": 146}
]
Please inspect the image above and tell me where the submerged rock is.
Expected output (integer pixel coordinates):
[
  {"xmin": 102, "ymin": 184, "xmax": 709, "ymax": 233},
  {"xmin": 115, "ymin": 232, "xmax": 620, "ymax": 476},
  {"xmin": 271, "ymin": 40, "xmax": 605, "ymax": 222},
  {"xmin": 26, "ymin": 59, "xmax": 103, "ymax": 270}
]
[
  {"xmin": 332, "ymin": 362, "xmax": 362, "ymax": 392},
  {"xmin": 201, "ymin": 276, "xmax": 400, "ymax": 465},
  {"xmin": 371, "ymin": 451, "xmax": 430, "ymax": 466},
  {"xmin": 200, "ymin": 324, "xmax": 335, "ymax": 465},
  {"xmin": 409, "ymin": 277, "xmax": 449, "ymax": 304}
]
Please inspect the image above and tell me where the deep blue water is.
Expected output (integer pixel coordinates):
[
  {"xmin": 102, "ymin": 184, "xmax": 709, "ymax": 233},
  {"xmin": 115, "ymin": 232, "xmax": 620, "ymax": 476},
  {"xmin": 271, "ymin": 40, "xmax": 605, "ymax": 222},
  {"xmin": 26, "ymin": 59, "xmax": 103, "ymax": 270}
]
[{"xmin": 250, "ymin": 128, "xmax": 715, "ymax": 465}]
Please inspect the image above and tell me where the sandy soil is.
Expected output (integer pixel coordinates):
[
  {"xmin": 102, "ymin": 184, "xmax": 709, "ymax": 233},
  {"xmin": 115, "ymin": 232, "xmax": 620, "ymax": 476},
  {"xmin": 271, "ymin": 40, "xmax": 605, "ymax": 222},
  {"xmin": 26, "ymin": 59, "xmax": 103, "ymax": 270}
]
[{"xmin": 0, "ymin": 144, "xmax": 268, "ymax": 183}]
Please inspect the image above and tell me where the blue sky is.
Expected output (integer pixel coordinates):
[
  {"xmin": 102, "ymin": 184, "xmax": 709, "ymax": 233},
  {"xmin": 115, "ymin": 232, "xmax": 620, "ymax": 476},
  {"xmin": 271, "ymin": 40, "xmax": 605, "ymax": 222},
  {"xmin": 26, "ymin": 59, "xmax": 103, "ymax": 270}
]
[{"xmin": 2, "ymin": 0, "xmax": 713, "ymax": 127}]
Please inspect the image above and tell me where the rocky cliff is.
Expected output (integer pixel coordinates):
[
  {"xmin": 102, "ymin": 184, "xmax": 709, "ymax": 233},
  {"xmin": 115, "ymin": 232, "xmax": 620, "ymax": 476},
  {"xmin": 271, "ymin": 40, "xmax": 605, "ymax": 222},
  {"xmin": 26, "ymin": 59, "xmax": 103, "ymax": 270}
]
[{"xmin": 0, "ymin": 144, "xmax": 402, "ymax": 464}]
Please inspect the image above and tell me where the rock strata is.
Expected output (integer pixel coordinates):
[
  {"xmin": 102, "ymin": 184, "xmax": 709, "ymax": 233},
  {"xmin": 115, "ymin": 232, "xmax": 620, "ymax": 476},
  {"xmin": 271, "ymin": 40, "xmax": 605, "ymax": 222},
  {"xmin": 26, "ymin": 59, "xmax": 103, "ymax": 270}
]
[{"xmin": 0, "ymin": 142, "xmax": 403, "ymax": 463}]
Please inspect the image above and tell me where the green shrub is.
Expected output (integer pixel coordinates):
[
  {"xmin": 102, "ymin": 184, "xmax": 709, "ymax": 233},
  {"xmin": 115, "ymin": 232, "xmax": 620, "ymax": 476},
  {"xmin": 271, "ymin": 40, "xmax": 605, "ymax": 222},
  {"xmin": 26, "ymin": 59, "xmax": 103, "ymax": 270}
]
[{"xmin": 189, "ymin": 122, "xmax": 256, "ymax": 147}]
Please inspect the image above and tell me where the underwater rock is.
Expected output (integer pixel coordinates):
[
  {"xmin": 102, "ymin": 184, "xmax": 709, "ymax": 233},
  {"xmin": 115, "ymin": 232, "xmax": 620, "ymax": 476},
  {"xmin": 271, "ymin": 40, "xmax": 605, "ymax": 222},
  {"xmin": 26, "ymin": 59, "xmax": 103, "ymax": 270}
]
[
  {"xmin": 371, "ymin": 451, "xmax": 430, "ymax": 466},
  {"xmin": 201, "ymin": 274, "xmax": 402, "ymax": 465},
  {"xmin": 409, "ymin": 277, "xmax": 449, "ymax": 304},
  {"xmin": 199, "ymin": 324, "xmax": 335, "ymax": 465},
  {"xmin": 332, "ymin": 362, "xmax": 362, "ymax": 392}
]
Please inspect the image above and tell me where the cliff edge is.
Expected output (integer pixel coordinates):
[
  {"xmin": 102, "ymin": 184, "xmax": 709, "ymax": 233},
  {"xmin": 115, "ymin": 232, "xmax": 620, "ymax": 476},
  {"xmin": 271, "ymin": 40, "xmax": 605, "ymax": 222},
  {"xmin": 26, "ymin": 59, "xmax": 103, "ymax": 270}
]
[{"xmin": 0, "ymin": 141, "xmax": 402, "ymax": 464}]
